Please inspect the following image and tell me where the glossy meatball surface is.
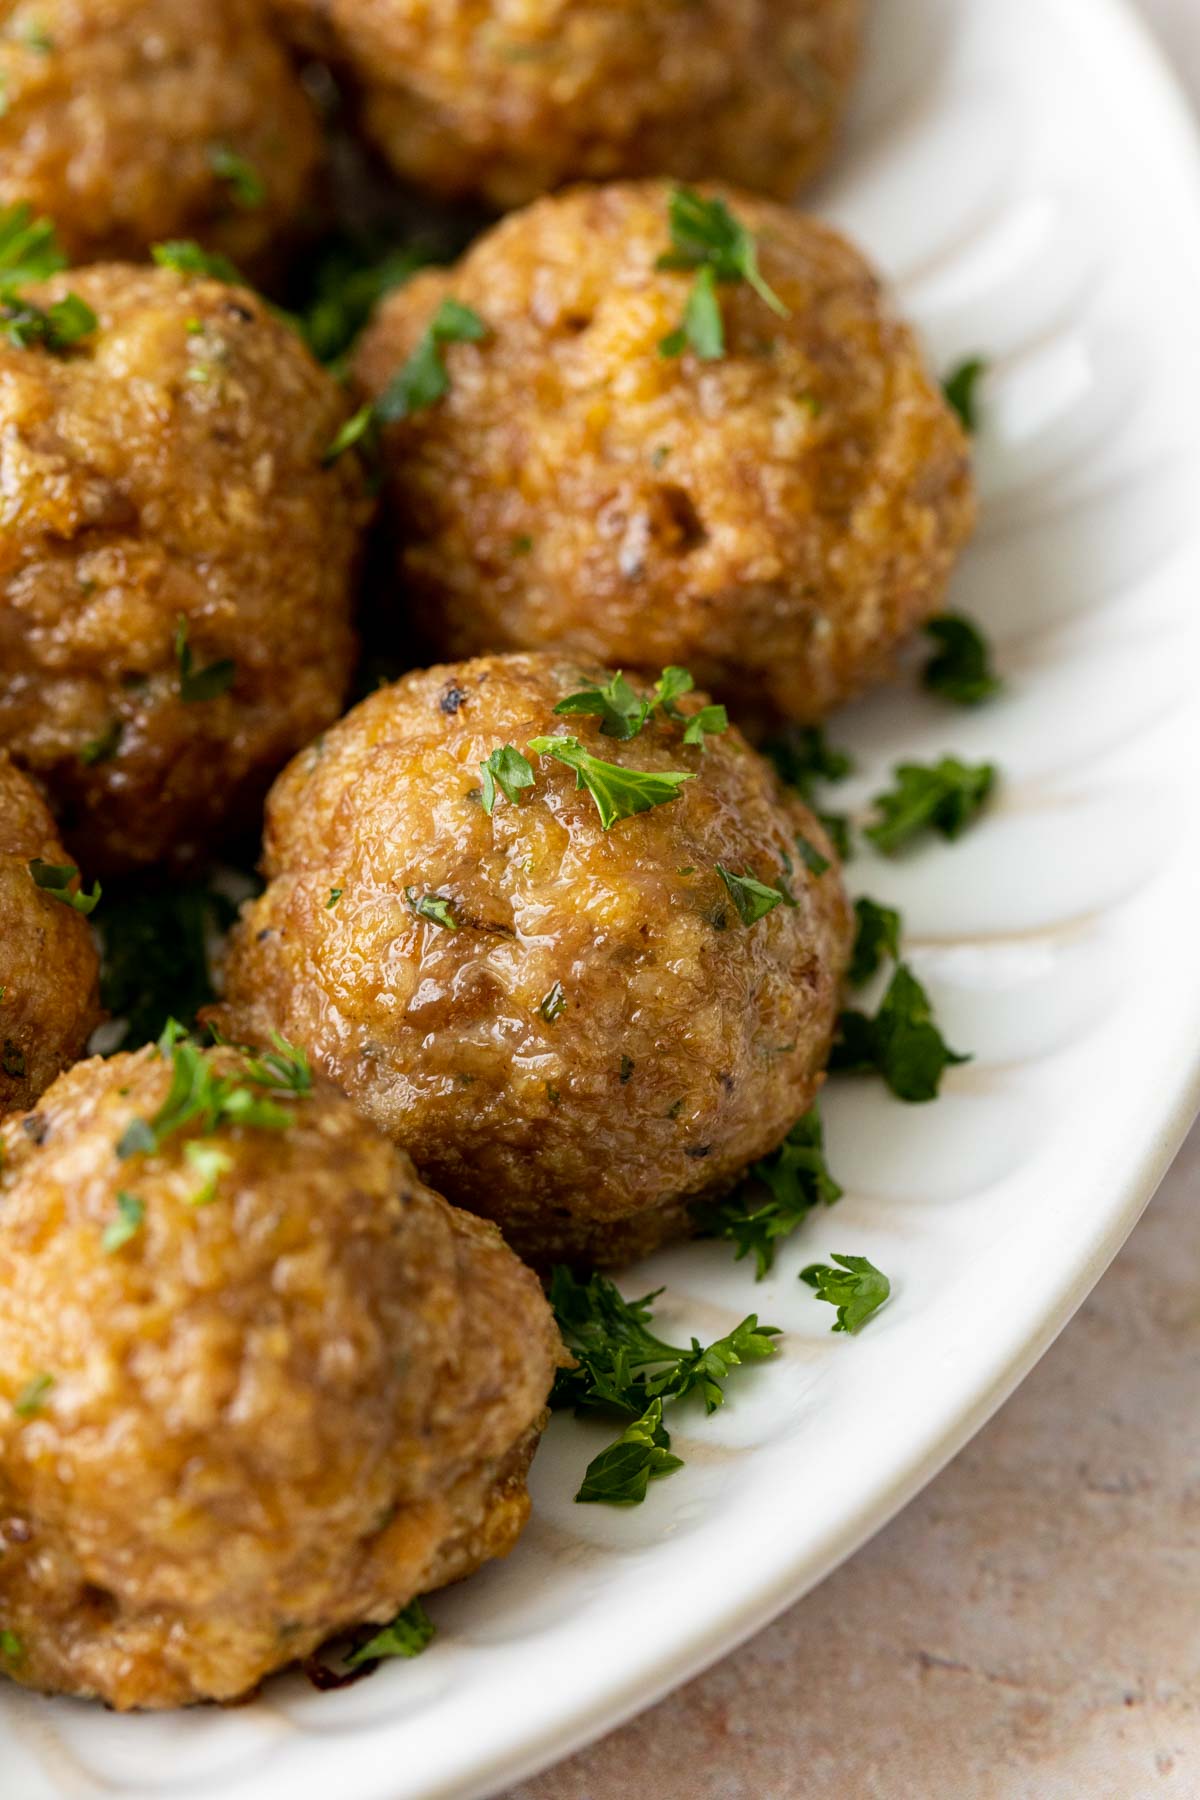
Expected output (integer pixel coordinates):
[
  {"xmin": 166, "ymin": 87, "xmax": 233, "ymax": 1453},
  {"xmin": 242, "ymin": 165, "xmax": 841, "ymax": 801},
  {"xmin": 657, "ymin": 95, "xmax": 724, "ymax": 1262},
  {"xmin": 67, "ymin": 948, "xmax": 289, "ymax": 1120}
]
[
  {"xmin": 0, "ymin": 1043, "xmax": 560, "ymax": 1709},
  {"xmin": 213, "ymin": 653, "xmax": 852, "ymax": 1265},
  {"xmin": 0, "ymin": 263, "xmax": 370, "ymax": 870},
  {"xmin": 0, "ymin": 0, "xmax": 320, "ymax": 267},
  {"xmin": 272, "ymin": 0, "xmax": 862, "ymax": 209},
  {"xmin": 0, "ymin": 754, "xmax": 100, "ymax": 1116},
  {"xmin": 355, "ymin": 182, "xmax": 976, "ymax": 734}
]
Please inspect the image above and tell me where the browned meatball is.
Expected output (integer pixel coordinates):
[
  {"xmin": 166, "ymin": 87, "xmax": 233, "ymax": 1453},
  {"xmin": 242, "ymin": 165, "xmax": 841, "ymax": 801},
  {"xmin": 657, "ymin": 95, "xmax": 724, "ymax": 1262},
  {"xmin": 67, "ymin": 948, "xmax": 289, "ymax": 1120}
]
[
  {"xmin": 0, "ymin": 1041, "xmax": 561, "ymax": 1709},
  {"xmin": 355, "ymin": 182, "xmax": 976, "ymax": 735},
  {"xmin": 211, "ymin": 653, "xmax": 852, "ymax": 1266},
  {"xmin": 0, "ymin": 754, "xmax": 100, "ymax": 1115},
  {"xmin": 0, "ymin": 262, "xmax": 372, "ymax": 871},
  {"xmin": 0, "ymin": 0, "xmax": 320, "ymax": 267},
  {"xmin": 271, "ymin": 0, "xmax": 862, "ymax": 210}
]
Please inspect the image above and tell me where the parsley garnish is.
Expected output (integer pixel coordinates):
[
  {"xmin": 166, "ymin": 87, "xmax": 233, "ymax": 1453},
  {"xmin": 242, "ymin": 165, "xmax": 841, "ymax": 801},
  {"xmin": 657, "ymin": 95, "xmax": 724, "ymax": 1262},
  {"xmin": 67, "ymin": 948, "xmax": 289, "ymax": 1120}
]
[
  {"xmin": 922, "ymin": 613, "xmax": 1002, "ymax": 706},
  {"xmin": 322, "ymin": 403, "xmax": 375, "ymax": 466},
  {"xmin": 299, "ymin": 241, "xmax": 425, "ymax": 366},
  {"xmin": 943, "ymin": 356, "xmax": 988, "ymax": 432},
  {"xmin": 0, "ymin": 1631, "xmax": 22, "ymax": 1662},
  {"xmin": 326, "ymin": 887, "xmax": 343, "ymax": 909},
  {"xmin": 716, "ymin": 863, "xmax": 789, "ymax": 927},
  {"xmin": 405, "ymin": 888, "xmax": 458, "ymax": 930},
  {"xmin": 794, "ymin": 833, "xmax": 831, "ymax": 876},
  {"xmin": 375, "ymin": 297, "xmax": 486, "ymax": 423},
  {"xmin": 865, "ymin": 757, "xmax": 996, "ymax": 855},
  {"xmin": 553, "ymin": 665, "xmax": 727, "ymax": 747},
  {"xmin": 102, "ymin": 1191, "xmax": 145, "ymax": 1254},
  {"xmin": 801, "ymin": 1253, "xmax": 891, "ymax": 1333},
  {"xmin": 28, "ymin": 858, "xmax": 100, "ymax": 915},
  {"xmin": 344, "ymin": 1599, "xmax": 434, "ymax": 1669},
  {"xmin": 833, "ymin": 964, "xmax": 968, "ymax": 1103},
  {"xmin": 151, "ymin": 240, "xmax": 242, "ymax": 284},
  {"xmin": 99, "ymin": 881, "xmax": 232, "ymax": 1048},
  {"xmin": 575, "ymin": 1398, "xmax": 683, "ymax": 1504},
  {"xmin": 0, "ymin": 201, "xmax": 66, "ymax": 286},
  {"xmin": 13, "ymin": 1372, "xmax": 53, "ymax": 1417},
  {"xmin": 80, "ymin": 717, "xmax": 123, "ymax": 766},
  {"xmin": 527, "ymin": 735, "xmax": 694, "ymax": 830},
  {"xmin": 539, "ymin": 982, "xmax": 566, "ymax": 1023},
  {"xmin": 208, "ymin": 145, "xmax": 266, "ymax": 209},
  {"xmin": 241, "ymin": 1032, "xmax": 312, "ymax": 1095},
  {"xmin": 847, "ymin": 896, "xmax": 902, "ymax": 987},
  {"xmin": 657, "ymin": 186, "xmax": 789, "ymax": 362},
  {"xmin": 174, "ymin": 617, "xmax": 235, "ymax": 703},
  {"xmin": 116, "ymin": 1027, "xmax": 300, "ymax": 1160},
  {"xmin": 693, "ymin": 1106, "xmax": 842, "ymax": 1278},
  {"xmin": 480, "ymin": 744, "xmax": 535, "ymax": 814},
  {"xmin": 1, "ymin": 289, "xmax": 96, "ymax": 353},
  {"xmin": 765, "ymin": 725, "xmax": 853, "ymax": 798}
]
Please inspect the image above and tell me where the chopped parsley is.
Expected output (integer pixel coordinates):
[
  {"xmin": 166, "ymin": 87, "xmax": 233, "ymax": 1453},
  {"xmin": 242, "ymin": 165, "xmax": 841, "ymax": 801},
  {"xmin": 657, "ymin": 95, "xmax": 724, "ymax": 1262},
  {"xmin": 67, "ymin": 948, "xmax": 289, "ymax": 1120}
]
[
  {"xmin": 322, "ymin": 403, "xmax": 374, "ymax": 466},
  {"xmin": 99, "ymin": 880, "xmax": 233, "ymax": 1049},
  {"xmin": 943, "ymin": 356, "xmax": 988, "ymax": 432},
  {"xmin": 183, "ymin": 1139, "xmax": 232, "ymax": 1206},
  {"xmin": 151, "ymin": 240, "xmax": 243, "ymax": 284},
  {"xmin": 79, "ymin": 717, "xmax": 123, "ymax": 766},
  {"xmin": 326, "ymin": 887, "xmax": 343, "ymax": 909},
  {"xmin": 846, "ymin": 896, "xmax": 902, "ymax": 987},
  {"xmin": 116, "ymin": 1026, "xmax": 303, "ymax": 1161},
  {"xmin": 693, "ymin": 1106, "xmax": 842, "ymax": 1278},
  {"xmin": 344, "ymin": 1599, "xmax": 435, "ymax": 1669},
  {"xmin": 13, "ymin": 1372, "xmax": 53, "ymax": 1417},
  {"xmin": 28, "ymin": 858, "xmax": 101, "ymax": 915},
  {"xmin": 0, "ymin": 1631, "xmax": 22, "ymax": 1662},
  {"xmin": 479, "ymin": 744, "xmax": 535, "ymax": 815},
  {"xmin": 657, "ymin": 186, "xmax": 789, "ymax": 362},
  {"xmin": 575, "ymin": 1398, "xmax": 683, "ymax": 1504},
  {"xmin": 102, "ymin": 1191, "xmax": 145, "ymax": 1254},
  {"xmin": 527, "ymin": 735, "xmax": 694, "ymax": 829},
  {"xmin": 765, "ymin": 725, "xmax": 854, "ymax": 799},
  {"xmin": 1, "ymin": 289, "xmax": 97, "ymax": 353},
  {"xmin": 174, "ymin": 617, "xmax": 236, "ymax": 703},
  {"xmin": 0, "ymin": 201, "xmax": 66, "ymax": 286},
  {"xmin": 375, "ymin": 297, "xmax": 487, "ymax": 423},
  {"xmin": 864, "ymin": 756, "xmax": 996, "ymax": 855},
  {"xmin": 833, "ymin": 963, "xmax": 968, "ymax": 1103},
  {"xmin": 208, "ymin": 145, "xmax": 266, "ymax": 209},
  {"xmin": 241, "ymin": 1033, "xmax": 312, "ymax": 1095},
  {"xmin": 298, "ymin": 240, "xmax": 426, "ymax": 366},
  {"xmin": 794, "ymin": 832, "xmax": 831, "ymax": 876},
  {"xmin": 716, "ymin": 863, "xmax": 790, "ymax": 927},
  {"xmin": 552, "ymin": 665, "xmax": 727, "ymax": 747},
  {"xmin": 801, "ymin": 1253, "xmax": 891, "ymax": 1333},
  {"xmin": 539, "ymin": 982, "xmax": 567, "ymax": 1023},
  {"xmin": 405, "ymin": 888, "xmax": 458, "ymax": 930},
  {"xmin": 922, "ymin": 613, "xmax": 1002, "ymax": 706}
]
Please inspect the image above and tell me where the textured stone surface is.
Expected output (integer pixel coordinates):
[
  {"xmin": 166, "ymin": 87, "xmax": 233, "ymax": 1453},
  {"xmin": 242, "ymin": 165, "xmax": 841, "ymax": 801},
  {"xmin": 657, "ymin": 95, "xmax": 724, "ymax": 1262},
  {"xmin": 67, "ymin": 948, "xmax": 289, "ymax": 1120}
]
[{"xmin": 503, "ymin": 6, "xmax": 1200, "ymax": 1795}]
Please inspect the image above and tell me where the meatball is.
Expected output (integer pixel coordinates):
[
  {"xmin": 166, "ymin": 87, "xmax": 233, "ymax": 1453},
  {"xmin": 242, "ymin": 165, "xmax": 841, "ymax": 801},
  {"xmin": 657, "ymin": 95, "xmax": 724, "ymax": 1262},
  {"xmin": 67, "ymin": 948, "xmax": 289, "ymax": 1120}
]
[
  {"xmin": 271, "ymin": 0, "xmax": 862, "ymax": 210},
  {"xmin": 0, "ymin": 754, "xmax": 100, "ymax": 1116},
  {"xmin": 0, "ymin": 1041, "xmax": 561, "ymax": 1709},
  {"xmin": 0, "ymin": 0, "xmax": 320, "ymax": 267},
  {"xmin": 354, "ymin": 182, "xmax": 976, "ymax": 734},
  {"xmin": 211, "ymin": 653, "xmax": 852, "ymax": 1266},
  {"xmin": 0, "ymin": 262, "xmax": 371, "ymax": 870}
]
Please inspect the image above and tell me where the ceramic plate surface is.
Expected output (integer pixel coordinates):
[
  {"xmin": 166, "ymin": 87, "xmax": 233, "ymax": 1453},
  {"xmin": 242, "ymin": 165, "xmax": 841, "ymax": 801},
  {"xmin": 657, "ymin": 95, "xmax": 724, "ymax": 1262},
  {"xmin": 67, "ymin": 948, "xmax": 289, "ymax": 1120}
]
[{"xmin": 7, "ymin": 1, "xmax": 1200, "ymax": 1795}]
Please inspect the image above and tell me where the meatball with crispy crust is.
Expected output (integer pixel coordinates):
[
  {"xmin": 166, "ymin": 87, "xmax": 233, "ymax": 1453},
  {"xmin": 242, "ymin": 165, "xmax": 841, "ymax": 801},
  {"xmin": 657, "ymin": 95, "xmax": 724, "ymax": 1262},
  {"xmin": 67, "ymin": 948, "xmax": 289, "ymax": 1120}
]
[
  {"xmin": 0, "ymin": 1041, "xmax": 561, "ymax": 1709},
  {"xmin": 0, "ymin": 0, "xmax": 320, "ymax": 267},
  {"xmin": 355, "ymin": 181, "xmax": 976, "ymax": 735},
  {"xmin": 271, "ymin": 0, "xmax": 862, "ymax": 210},
  {"xmin": 211, "ymin": 653, "xmax": 852, "ymax": 1266},
  {"xmin": 0, "ymin": 262, "xmax": 372, "ymax": 871},
  {"xmin": 0, "ymin": 754, "xmax": 100, "ymax": 1116}
]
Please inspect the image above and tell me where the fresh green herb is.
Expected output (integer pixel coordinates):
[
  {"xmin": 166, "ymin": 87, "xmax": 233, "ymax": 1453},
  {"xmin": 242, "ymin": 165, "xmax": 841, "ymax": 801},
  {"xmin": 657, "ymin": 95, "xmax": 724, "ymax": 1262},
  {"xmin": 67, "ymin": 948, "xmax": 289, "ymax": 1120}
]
[
  {"xmin": 801, "ymin": 1253, "xmax": 891, "ymax": 1333},
  {"xmin": 18, "ymin": 20, "xmax": 53, "ymax": 51},
  {"xmin": 1, "ymin": 289, "xmax": 97, "ymax": 353},
  {"xmin": 207, "ymin": 145, "xmax": 266, "ymax": 209},
  {"xmin": 0, "ymin": 201, "xmax": 67, "ymax": 287},
  {"xmin": 943, "ymin": 356, "xmax": 988, "ymax": 433},
  {"xmin": 693, "ymin": 1106, "xmax": 841, "ymax": 1278},
  {"xmin": 659, "ymin": 263, "xmax": 724, "ymax": 361},
  {"xmin": 554, "ymin": 669, "xmax": 652, "ymax": 739},
  {"xmin": 13, "ymin": 1372, "xmax": 53, "ymax": 1417},
  {"xmin": 240, "ymin": 1033, "xmax": 312, "ymax": 1096},
  {"xmin": 79, "ymin": 717, "xmax": 123, "ymax": 766},
  {"xmin": 299, "ymin": 241, "xmax": 426, "ymax": 365},
  {"xmin": 99, "ymin": 881, "xmax": 233, "ymax": 1049},
  {"xmin": 510, "ymin": 533, "xmax": 534, "ymax": 555},
  {"xmin": 102, "ymin": 1191, "xmax": 145, "ymax": 1254},
  {"xmin": 28, "ymin": 858, "xmax": 100, "ymax": 915},
  {"xmin": 681, "ymin": 702, "xmax": 728, "ymax": 746},
  {"xmin": 0, "ymin": 1631, "xmax": 22, "ymax": 1661},
  {"xmin": 479, "ymin": 744, "xmax": 535, "ymax": 815},
  {"xmin": 716, "ymin": 863, "xmax": 788, "ymax": 927},
  {"xmin": 527, "ymin": 735, "xmax": 693, "ymax": 830},
  {"xmin": 847, "ymin": 896, "xmax": 902, "ymax": 988},
  {"xmin": 116, "ymin": 1030, "xmax": 298, "ymax": 1161},
  {"xmin": 765, "ymin": 725, "xmax": 854, "ymax": 854},
  {"xmin": 865, "ymin": 757, "xmax": 996, "ymax": 855},
  {"xmin": 375, "ymin": 297, "xmax": 487, "ymax": 422},
  {"xmin": 322, "ymin": 402, "xmax": 375, "ymax": 466},
  {"xmin": 183, "ymin": 1139, "xmax": 232, "ymax": 1206},
  {"xmin": 539, "ymin": 982, "xmax": 567, "ymax": 1023},
  {"xmin": 657, "ymin": 186, "xmax": 789, "ymax": 363},
  {"xmin": 344, "ymin": 1599, "xmax": 435, "ymax": 1669},
  {"xmin": 575, "ymin": 1399, "xmax": 684, "ymax": 1505},
  {"xmin": 151, "ymin": 240, "xmax": 242, "ymax": 284},
  {"xmin": 174, "ymin": 617, "xmax": 235, "ymax": 703},
  {"xmin": 794, "ymin": 833, "xmax": 831, "ymax": 876},
  {"xmin": 833, "ymin": 963, "xmax": 967, "ymax": 1103},
  {"xmin": 817, "ymin": 811, "xmax": 852, "ymax": 861},
  {"xmin": 326, "ymin": 887, "xmax": 343, "ymax": 909},
  {"xmin": 922, "ymin": 613, "xmax": 1002, "ymax": 706},
  {"xmin": 405, "ymin": 888, "xmax": 458, "ymax": 931}
]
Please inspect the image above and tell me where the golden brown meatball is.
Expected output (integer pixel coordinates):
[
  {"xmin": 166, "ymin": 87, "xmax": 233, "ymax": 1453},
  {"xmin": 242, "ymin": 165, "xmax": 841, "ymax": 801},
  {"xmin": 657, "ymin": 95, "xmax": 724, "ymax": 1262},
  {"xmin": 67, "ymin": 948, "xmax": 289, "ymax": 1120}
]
[
  {"xmin": 0, "ymin": 754, "xmax": 100, "ymax": 1115},
  {"xmin": 0, "ymin": 1041, "xmax": 561, "ymax": 1709},
  {"xmin": 355, "ymin": 181, "xmax": 976, "ymax": 735},
  {"xmin": 0, "ymin": 0, "xmax": 320, "ymax": 267},
  {"xmin": 211, "ymin": 653, "xmax": 852, "ymax": 1266},
  {"xmin": 272, "ymin": 0, "xmax": 862, "ymax": 210},
  {"xmin": 0, "ymin": 262, "xmax": 372, "ymax": 871}
]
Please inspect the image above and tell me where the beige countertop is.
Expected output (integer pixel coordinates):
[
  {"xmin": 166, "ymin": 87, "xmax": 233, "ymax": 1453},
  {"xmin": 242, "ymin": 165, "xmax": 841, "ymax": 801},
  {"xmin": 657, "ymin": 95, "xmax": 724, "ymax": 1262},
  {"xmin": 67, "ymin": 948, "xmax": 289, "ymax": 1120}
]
[{"xmin": 504, "ymin": 5, "xmax": 1200, "ymax": 1796}]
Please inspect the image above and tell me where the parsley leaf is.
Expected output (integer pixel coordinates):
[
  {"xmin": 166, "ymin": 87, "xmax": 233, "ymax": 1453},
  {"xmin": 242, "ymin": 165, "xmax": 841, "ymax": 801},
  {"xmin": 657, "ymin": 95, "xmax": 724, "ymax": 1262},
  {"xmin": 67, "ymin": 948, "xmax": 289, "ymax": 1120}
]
[
  {"xmin": 344, "ymin": 1599, "xmax": 434, "ymax": 1669},
  {"xmin": 13, "ymin": 1372, "xmax": 53, "ymax": 1417},
  {"xmin": 554, "ymin": 669, "xmax": 651, "ymax": 739},
  {"xmin": 865, "ymin": 756, "xmax": 996, "ymax": 855},
  {"xmin": 0, "ymin": 201, "xmax": 66, "ymax": 287},
  {"xmin": 717, "ymin": 863, "xmax": 789, "ymax": 927},
  {"xmin": 832, "ymin": 963, "xmax": 968, "ymax": 1103},
  {"xmin": 99, "ymin": 881, "xmax": 232, "ymax": 1049},
  {"xmin": 527, "ymin": 735, "xmax": 694, "ymax": 830},
  {"xmin": 479, "ymin": 744, "xmax": 535, "ymax": 814},
  {"xmin": 794, "ymin": 833, "xmax": 831, "ymax": 876},
  {"xmin": 575, "ymin": 1398, "xmax": 684, "ymax": 1505},
  {"xmin": 102, "ymin": 1191, "xmax": 145, "ymax": 1254},
  {"xmin": 681, "ymin": 702, "xmax": 728, "ymax": 746},
  {"xmin": 801, "ymin": 1253, "xmax": 891, "ymax": 1333},
  {"xmin": 922, "ymin": 612, "xmax": 1002, "ymax": 706},
  {"xmin": 322, "ymin": 402, "xmax": 375, "ymax": 466},
  {"xmin": 693, "ymin": 1106, "xmax": 842, "ymax": 1278},
  {"xmin": 298, "ymin": 240, "xmax": 426, "ymax": 366},
  {"xmin": 151, "ymin": 240, "xmax": 243, "ymax": 284},
  {"xmin": 1, "ymin": 289, "xmax": 97, "ymax": 353},
  {"xmin": 208, "ymin": 145, "xmax": 266, "ymax": 209},
  {"xmin": 116, "ymin": 1029, "xmax": 299, "ymax": 1161},
  {"xmin": 539, "ymin": 982, "xmax": 567, "ymax": 1023},
  {"xmin": 0, "ymin": 1631, "xmax": 22, "ymax": 1662},
  {"xmin": 375, "ymin": 297, "xmax": 486, "ymax": 423},
  {"xmin": 659, "ymin": 262, "xmax": 724, "ymax": 360},
  {"xmin": 240, "ymin": 1032, "xmax": 312, "ymax": 1095},
  {"xmin": 943, "ymin": 356, "xmax": 988, "ymax": 432},
  {"xmin": 847, "ymin": 896, "xmax": 902, "ymax": 987},
  {"xmin": 28, "ymin": 857, "xmax": 100, "ymax": 915},
  {"xmin": 174, "ymin": 618, "xmax": 235, "ymax": 703},
  {"xmin": 658, "ymin": 186, "xmax": 789, "ymax": 316},
  {"xmin": 765, "ymin": 725, "xmax": 854, "ymax": 798},
  {"xmin": 405, "ymin": 887, "xmax": 458, "ymax": 930}
]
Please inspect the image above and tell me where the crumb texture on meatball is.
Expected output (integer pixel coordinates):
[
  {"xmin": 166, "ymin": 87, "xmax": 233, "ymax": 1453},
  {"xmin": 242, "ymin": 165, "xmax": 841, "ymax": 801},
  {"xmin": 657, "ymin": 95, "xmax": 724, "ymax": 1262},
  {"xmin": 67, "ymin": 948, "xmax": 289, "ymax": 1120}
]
[
  {"xmin": 0, "ymin": 264, "xmax": 371, "ymax": 870},
  {"xmin": 0, "ymin": 753, "xmax": 100, "ymax": 1116},
  {"xmin": 0, "ymin": 1045, "xmax": 560, "ymax": 1709},
  {"xmin": 272, "ymin": 0, "xmax": 862, "ymax": 208},
  {"xmin": 0, "ymin": 0, "xmax": 320, "ymax": 265},
  {"xmin": 213, "ymin": 653, "xmax": 852, "ymax": 1265},
  {"xmin": 355, "ymin": 181, "xmax": 976, "ymax": 733}
]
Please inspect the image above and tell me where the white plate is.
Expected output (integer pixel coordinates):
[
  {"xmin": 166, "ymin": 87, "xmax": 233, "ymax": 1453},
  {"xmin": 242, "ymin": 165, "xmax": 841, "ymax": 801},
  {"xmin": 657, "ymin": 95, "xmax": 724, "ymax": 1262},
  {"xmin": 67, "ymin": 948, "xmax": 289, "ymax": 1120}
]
[{"xmin": 7, "ymin": 1, "xmax": 1200, "ymax": 1795}]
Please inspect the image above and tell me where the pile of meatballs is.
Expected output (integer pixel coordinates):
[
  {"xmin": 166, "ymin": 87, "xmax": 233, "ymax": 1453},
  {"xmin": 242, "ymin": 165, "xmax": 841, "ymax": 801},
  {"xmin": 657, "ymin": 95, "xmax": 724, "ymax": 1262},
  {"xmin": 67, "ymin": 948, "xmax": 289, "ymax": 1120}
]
[{"xmin": 0, "ymin": 0, "xmax": 975, "ymax": 1712}]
